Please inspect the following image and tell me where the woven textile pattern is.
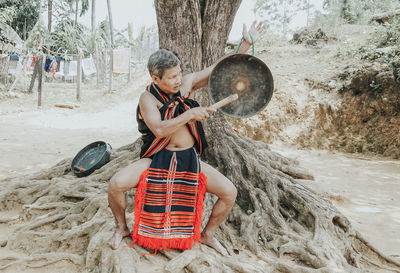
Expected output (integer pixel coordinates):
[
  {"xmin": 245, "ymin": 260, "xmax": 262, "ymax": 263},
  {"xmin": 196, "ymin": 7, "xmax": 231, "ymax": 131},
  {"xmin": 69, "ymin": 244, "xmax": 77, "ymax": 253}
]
[{"xmin": 131, "ymin": 148, "xmax": 207, "ymax": 251}]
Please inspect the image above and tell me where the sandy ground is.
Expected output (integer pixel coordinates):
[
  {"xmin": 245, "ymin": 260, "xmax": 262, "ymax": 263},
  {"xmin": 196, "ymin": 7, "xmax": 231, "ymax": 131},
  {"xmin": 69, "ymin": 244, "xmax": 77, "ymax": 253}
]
[
  {"xmin": 0, "ymin": 74, "xmax": 145, "ymax": 180},
  {"xmin": 272, "ymin": 144, "xmax": 400, "ymax": 259}
]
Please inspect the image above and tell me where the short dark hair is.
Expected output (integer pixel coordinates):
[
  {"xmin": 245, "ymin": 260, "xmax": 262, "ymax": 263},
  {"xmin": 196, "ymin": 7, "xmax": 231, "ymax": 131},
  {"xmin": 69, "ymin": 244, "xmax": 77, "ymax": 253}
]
[{"xmin": 147, "ymin": 49, "xmax": 181, "ymax": 79}]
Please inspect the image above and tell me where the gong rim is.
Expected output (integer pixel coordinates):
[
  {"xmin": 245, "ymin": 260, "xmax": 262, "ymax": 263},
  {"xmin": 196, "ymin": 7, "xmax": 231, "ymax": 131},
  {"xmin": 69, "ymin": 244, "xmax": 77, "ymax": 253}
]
[{"xmin": 208, "ymin": 54, "xmax": 274, "ymax": 118}]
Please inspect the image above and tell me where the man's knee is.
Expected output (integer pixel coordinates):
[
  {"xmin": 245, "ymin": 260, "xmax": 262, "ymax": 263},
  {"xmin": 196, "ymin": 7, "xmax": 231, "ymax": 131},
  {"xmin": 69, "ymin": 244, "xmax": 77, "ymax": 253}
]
[
  {"xmin": 109, "ymin": 172, "xmax": 128, "ymax": 192},
  {"xmin": 223, "ymin": 181, "xmax": 237, "ymax": 204}
]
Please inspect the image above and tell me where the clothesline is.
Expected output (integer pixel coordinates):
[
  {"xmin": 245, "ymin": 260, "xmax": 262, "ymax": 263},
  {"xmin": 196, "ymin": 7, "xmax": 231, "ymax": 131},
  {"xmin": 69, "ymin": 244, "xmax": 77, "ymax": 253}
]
[{"xmin": 1, "ymin": 45, "xmax": 132, "ymax": 77}]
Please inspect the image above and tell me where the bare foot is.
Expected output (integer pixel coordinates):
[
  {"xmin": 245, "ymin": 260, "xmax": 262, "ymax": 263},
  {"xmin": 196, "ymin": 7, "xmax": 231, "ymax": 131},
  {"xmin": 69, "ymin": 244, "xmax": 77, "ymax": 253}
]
[
  {"xmin": 108, "ymin": 226, "xmax": 130, "ymax": 250},
  {"xmin": 200, "ymin": 232, "xmax": 228, "ymax": 256}
]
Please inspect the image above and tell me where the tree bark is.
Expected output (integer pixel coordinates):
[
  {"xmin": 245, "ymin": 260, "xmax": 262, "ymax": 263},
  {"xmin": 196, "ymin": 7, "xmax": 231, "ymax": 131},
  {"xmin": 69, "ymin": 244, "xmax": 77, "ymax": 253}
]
[
  {"xmin": 106, "ymin": 0, "xmax": 114, "ymax": 47},
  {"xmin": 74, "ymin": 0, "xmax": 78, "ymax": 29},
  {"xmin": 28, "ymin": 58, "xmax": 40, "ymax": 93},
  {"xmin": 91, "ymin": 0, "xmax": 96, "ymax": 33},
  {"xmin": 47, "ymin": 0, "xmax": 52, "ymax": 32}
]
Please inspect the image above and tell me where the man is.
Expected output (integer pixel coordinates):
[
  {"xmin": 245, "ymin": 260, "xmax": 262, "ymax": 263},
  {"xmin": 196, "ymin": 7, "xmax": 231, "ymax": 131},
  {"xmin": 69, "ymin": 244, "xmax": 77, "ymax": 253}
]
[{"xmin": 108, "ymin": 21, "xmax": 265, "ymax": 256}]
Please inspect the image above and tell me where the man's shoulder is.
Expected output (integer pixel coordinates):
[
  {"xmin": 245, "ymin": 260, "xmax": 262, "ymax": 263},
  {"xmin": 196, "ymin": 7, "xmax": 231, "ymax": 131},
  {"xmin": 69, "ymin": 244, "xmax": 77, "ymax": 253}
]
[
  {"xmin": 139, "ymin": 90, "xmax": 160, "ymax": 108},
  {"xmin": 139, "ymin": 90, "xmax": 153, "ymax": 102}
]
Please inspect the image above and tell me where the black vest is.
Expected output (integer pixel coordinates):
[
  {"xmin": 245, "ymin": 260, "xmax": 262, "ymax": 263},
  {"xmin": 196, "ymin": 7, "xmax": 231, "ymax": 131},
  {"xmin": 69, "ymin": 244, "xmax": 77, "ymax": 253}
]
[{"xmin": 136, "ymin": 83, "xmax": 207, "ymax": 158}]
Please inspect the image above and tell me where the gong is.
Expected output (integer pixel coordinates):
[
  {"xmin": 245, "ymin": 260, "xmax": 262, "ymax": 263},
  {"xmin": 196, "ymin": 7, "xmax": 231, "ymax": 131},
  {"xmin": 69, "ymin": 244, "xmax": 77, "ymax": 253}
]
[
  {"xmin": 71, "ymin": 141, "xmax": 112, "ymax": 177},
  {"xmin": 208, "ymin": 54, "xmax": 274, "ymax": 118}
]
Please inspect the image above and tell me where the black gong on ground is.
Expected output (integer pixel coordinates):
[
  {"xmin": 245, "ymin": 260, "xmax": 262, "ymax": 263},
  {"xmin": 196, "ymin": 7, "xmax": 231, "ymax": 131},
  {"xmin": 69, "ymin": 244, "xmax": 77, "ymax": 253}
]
[
  {"xmin": 209, "ymin": 54, "xmax": 274, "ymax": 118},
  {"xmin": 71, "ymin": 141, "xmax": 112, "ymax": 177}
]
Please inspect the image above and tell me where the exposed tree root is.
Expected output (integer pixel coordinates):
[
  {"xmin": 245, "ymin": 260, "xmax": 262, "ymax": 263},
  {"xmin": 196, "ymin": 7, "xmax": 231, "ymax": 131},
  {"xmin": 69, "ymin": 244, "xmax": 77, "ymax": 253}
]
[{"xmin": 0, "ymin": 252, "xmax": 84, "ymax": 270}]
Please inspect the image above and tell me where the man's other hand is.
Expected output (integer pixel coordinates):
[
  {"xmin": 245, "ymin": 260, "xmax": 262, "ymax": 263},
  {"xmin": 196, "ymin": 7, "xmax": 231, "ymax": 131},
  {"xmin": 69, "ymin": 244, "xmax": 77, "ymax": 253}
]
[{"xmin": 242, "ymin": 20, "xmax": 266, "ymax": 45}]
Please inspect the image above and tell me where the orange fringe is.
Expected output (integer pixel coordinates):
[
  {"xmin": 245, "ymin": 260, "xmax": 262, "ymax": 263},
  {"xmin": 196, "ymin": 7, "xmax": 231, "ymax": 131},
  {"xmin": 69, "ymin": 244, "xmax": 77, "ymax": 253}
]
[{"xmin": 129, "ymin": 170, "xmax": 207, "ymax": 252}]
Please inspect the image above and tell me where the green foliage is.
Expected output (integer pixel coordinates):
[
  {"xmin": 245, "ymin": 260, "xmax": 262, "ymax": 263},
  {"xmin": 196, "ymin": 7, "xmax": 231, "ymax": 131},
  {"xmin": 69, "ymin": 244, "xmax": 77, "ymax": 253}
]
[
  {"xmin": 52, "ymin": 0, "xmax": 76, "ymax": 22},
  {"xmin": 354, "ymin": 17, "xmax": 400, "ymax": 75},
  {"xmin": 254, "ymin": 0, "xmax": 311, "ymax": 35},
  {"xmin": 127, "ymin": 23, "xmax": 134, "ymax": 43},
  {"xmin": 93, "ymin": 20, "xmax": 112, "ymax": 51},
  {"xmin": 323, "ymin": 0, "xmax": 400, "ymax": 24},
  {"xmin": 79, "ymin": 0, "xmax": 89, "ymax": 17},
  {"xmin": 0, "ymin": 0, "xmax": 39, "ymax": 40},
  {"xmin": 49, "ymin": 19, "xmax": 88, "ymax": 55},
  {"xmin": 0, "ymin": 0, "xmax": 138, "ymax": 58},
  {"xmin": 369, "ymin": 18, "xmax": 400, "ymax": 48},
  {"xmin": 0, "ymin": 6, "xmax": 16, "ymax": 24},
  {"xmin": 64, "ymin": 0, "xmax": 89, "ymax": 17},
  {"xmin": 336, "ymin": 18, "xmax": 400, "ymax": 86}
]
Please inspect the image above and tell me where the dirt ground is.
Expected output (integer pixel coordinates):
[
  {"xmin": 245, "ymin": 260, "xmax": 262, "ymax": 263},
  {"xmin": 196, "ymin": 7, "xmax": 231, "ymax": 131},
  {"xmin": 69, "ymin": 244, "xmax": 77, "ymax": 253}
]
[{"xmin": 0, "ymin": 24, "xmax": 399, "ymax": 270}]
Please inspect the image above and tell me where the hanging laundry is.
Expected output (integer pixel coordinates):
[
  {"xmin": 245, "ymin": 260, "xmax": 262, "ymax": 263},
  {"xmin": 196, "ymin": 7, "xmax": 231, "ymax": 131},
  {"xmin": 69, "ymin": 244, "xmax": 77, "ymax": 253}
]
[
  {"xmin": 82, "ymin": 57, "xmax": 96, "ymax": 76},
  {"xmin": 44, "ymin": 57, "xmax": 55, "ymax": 72},
  {"xmin": 54, "ymin": 60, "xmax": 64, "ymax": 79},
  {"xmin": 10, "ymin": 54, "xmax": 19, "ymax": 61},
  {"xmin": 8, "ymin": 54, "xmax": 19, "ymax": 71},
  {"xmin": 112, "ymin": 48, "xmax": 131, "ymax": 74},
  {"xmin": 8, "ymin": 55, "xmax": 22, "ymax": 75},
  {"xmin": 0, "ymin": 54, "xmax": 9, "ymax": 75},
  {"xmin": 55, "ymin": 56, "xmax": 63, "ymax": 72},
  {"xmin": 31, "ymin": 56, "xmax": 38, "ymax": 67},
  {"xmin": 49, "ymin": 59, "xmax": 58, "ymax": 79},
  {"xmin": 44, "ymin": 56, "xmax": 58, "ymax": 79},
  {"xmin": 64, "ymin": 60, "xmax": 77, "ymax": 78},
  {"xmin": 25, "ymin": 56, "xmax": 36, "ymax": 75}
]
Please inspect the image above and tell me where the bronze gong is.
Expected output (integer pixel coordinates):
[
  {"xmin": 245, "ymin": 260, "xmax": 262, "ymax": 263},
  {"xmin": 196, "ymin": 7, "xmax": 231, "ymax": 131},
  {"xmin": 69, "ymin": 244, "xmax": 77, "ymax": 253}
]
[{"xmin": 208, "ymin": 54, "xmax": 274, "ymax": 118}]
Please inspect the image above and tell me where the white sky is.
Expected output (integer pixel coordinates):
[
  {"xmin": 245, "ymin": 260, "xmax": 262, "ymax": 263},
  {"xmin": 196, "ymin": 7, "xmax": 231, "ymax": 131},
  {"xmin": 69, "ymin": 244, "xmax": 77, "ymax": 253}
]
[{"xmin": 80, "ymin": 0, "xmax": 324, "ymax": 41}]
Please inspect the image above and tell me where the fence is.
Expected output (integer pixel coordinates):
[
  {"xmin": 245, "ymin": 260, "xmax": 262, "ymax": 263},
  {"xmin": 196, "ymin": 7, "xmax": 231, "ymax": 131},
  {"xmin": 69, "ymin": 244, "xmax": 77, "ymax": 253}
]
[{"xmin": 0, "ymin": 31, "xmax": 160, "ymax": 105}]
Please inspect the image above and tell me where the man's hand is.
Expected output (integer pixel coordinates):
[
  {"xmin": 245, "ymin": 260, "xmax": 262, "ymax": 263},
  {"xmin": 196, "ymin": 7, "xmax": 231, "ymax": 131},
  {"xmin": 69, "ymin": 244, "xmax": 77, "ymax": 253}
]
[
  {"xmin": 243, "ymin": 20, "xmax": 266, "ymax": 45},
  {"xmin": 187, "ymin": 107, "xmax": 216, "ymax": 121}
]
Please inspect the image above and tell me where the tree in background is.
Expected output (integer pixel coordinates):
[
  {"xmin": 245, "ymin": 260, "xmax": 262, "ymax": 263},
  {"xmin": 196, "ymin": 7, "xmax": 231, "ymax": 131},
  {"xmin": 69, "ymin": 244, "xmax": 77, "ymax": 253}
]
[
  {"xmin": 323, "ymin": 0, "xmax": 400, "ymax": 24},
  {"xmin": 91, "ymin": 0, "xmax": 96, "ymax": 33},
  {"xmin": 48, "ymin": 0, "xmax": 52, "ymax": 32},
  {"xmin": 254, "ymin": 0, "xmax": 311, "ymax": 36},
  {"xmin": 49, "ymin": 19, "xmax": 87, "ymax": 54},
  {"xmin": 0, "ymin": 0, "xmax": 39, "ymax": 41},
  {"xmin": 72, "ymin": 0, "xmax": 89, "ymax": 29}
]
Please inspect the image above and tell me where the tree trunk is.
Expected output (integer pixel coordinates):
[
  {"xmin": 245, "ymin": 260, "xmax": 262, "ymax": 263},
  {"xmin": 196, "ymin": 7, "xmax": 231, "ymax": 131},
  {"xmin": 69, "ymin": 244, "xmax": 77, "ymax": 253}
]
[
  {"xmin": 47, "ymin": 0, "xmax": 52, "ymax": 32},
  {"xmin": 74, "ymin": 0, "xmax": 79, "ymax": 29},
  {"xmin": 29, "ymin": 0, "xmax": 43, "ymax": 92},
  {"xmin": 91, "ymin": 0, "xmax": 96, "ymax": 33},
  {"xmin": 28, "ymin": 58, "xmax": 40, "ymax": 93},
  {"xmin": 1, "ymin": 1, "xmax": 400, "ymax": 272},
  {"xmin": 106, "ymin": 0, "xmax": 114, "ymax": 47},
  {"xmin": 156, "ymin": 0, "xmax": 400, "ymax": 272}
]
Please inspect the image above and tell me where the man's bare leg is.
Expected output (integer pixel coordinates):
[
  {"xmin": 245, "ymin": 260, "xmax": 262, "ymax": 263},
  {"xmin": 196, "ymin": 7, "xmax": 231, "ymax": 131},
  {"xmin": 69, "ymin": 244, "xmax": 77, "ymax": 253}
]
[
  {"xmin": 108, "ymin": 158, "xmax": 151, "ymax": 249},
  {"xmin": 200, "ymin": 161, "xmax": 237, "ymax": 256}
]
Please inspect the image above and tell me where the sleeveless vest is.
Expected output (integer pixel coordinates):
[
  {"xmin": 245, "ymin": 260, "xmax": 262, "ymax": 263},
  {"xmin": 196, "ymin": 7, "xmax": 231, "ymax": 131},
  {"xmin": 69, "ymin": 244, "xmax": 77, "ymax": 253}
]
[{"xmin": 136, "ymin": 82, "xmax": 207, "ymax": 158}]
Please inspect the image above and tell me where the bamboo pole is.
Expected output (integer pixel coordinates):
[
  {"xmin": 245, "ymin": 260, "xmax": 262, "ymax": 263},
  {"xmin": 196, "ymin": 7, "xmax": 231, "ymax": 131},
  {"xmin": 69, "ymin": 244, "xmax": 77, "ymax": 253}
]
[
  {"xmin": 37, "ymin": 55, "xmax": 43, "ymax": 107},
  {"xmin": 95, "ymin": 42, "xmax": 99, "ymax": 88},
  {"xmin": 128, "ymin": 47, "xmax": 131, "ymax": 83},
  {"xmin": 77, "ymin": 54, "xmax": 82, "ymax": 101},
  {"xmin": 108, "ymin": 50, "xmax": 113, "ymax": 92}
]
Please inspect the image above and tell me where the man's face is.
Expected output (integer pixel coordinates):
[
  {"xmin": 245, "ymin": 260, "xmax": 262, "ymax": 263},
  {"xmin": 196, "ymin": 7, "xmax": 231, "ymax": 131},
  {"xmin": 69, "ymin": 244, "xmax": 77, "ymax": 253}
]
[{"xmin": 152, "ymin": 65, "xmax": 182, "ymax": 95}]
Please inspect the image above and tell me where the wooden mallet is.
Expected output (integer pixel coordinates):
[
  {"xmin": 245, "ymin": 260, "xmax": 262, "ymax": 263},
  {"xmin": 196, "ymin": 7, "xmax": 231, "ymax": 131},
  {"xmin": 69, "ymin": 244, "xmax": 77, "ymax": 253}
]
[{"xmin": 209, "ymin": 94, "xmax": 239, "ymax": 110}]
